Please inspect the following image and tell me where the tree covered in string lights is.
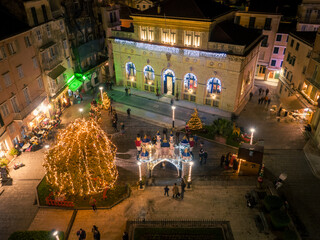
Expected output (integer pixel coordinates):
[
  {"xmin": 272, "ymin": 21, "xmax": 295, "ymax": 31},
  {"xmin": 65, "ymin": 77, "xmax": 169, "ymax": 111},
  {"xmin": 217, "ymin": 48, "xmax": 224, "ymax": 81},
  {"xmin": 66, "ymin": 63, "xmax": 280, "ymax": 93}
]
[
  {"xmin": 101, "ymin": 92, "xmax": 111, "ymax": 110},
  {"xmin": 89, "ymin": 104, "xmax": 102, "ymax": 124},
  {"xmin": 43, "ymin": 119, "xmax": 118, "ymax": 196},
  {"xmin": 187, "ymin": 108, "xmax": 203, "ymax": 130}
]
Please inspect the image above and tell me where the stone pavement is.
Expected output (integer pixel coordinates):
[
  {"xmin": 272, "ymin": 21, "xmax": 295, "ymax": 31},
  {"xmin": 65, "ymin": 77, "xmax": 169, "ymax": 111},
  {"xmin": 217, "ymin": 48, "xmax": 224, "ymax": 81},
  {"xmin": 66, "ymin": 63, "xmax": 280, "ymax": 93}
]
[
  {"xmin": 0, "ymin": 149, "xmax": 47, "ymax": 240},
  {"xmin": 31, "ymin": 185, "xmax": 274, "ymax": 240}
]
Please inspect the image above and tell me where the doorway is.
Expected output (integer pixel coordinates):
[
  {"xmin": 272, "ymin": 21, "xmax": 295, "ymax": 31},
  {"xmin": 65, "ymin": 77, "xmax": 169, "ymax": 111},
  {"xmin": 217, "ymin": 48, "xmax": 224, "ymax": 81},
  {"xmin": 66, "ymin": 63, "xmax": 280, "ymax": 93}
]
[{"xmin": 163, "ymin": 69, "xmax": 175, "ymax": 96}]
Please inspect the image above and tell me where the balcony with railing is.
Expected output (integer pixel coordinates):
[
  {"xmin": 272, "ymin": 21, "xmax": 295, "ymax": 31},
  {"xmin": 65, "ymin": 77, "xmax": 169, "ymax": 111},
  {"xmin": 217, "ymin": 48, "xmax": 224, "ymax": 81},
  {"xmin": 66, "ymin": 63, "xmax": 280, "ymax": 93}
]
[
  {"xmin": 13, "ymin": 94, "xmax": 47, "ymax": 121},
  {"xmin": 42, "ymin": 56, "xmax": 63, "ymax": 71}
]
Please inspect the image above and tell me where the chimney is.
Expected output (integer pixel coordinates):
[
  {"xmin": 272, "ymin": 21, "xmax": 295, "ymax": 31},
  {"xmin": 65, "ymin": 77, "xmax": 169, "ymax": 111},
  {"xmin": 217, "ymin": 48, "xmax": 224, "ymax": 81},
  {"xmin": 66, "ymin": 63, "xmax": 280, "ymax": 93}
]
[{"xmin": 157, "ymin": 6, "xmax": 161, "ymax": 14}]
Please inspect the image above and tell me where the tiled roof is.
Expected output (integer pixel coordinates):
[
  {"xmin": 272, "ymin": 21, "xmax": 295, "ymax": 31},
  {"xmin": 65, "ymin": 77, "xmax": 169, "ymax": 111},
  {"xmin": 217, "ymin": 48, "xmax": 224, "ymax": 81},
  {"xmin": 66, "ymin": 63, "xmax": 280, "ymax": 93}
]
[
  {"xmin": 290, "ymin": 31, "xmax": 317, "ymax": 46},
  {"xmin": 210, "ymin": 21, "xmax": 262, "ymax": 47},
  {"xmin": 132, "ymin": 0, "xmax": 232, "ymax": 20}
]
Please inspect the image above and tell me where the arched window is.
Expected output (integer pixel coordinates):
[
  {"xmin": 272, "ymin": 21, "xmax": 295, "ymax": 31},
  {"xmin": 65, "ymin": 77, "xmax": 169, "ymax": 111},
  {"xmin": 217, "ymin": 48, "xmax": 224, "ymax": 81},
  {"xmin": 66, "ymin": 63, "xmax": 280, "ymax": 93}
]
[
  {"xmin": 184, "ymin": 73, "xmax": 197, "ymax": 93},
  {"xmin": 126, "ymin": 62, "xmax": 136, "ymax": 80},
  {"xmin": 207, "ymin": 78, "xmax": 221, "ymax": 96},
  {"xmin": 144, "ymin": 65, "xmax": 155, "ymax": 84}
]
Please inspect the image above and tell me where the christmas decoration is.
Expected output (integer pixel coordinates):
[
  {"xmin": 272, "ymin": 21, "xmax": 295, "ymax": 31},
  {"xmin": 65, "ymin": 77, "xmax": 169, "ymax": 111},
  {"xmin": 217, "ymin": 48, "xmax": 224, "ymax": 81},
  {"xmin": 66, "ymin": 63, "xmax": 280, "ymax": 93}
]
[
  {"xmin": 101, "ymin": 92, "xmax": 111, "ymax": 110},
  {"xmin": 89, "ymin": 104, "xmax": 102, "ymax": 124},
  {"xmin": 187, "ymin": 108, "xmax": 203, "ymax": 130},
  {"xmin": 43, "ymin": 118, "xmax": 118, "ymax": 196}
]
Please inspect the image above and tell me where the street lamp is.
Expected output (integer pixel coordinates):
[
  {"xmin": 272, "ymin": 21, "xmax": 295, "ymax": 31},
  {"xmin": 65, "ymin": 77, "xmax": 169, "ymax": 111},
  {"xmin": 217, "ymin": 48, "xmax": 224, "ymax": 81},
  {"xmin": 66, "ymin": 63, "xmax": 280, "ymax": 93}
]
[
  {"xmin": 171, "ymin": 106, "xmax": 176, "ymax": 129},
  {"xmin": 53, "ymin": 231, "xmax": 59, "ymax": 240},
  {"xmin": 137, "ymin": 161, "xmax": 143, "ymax": 189},
  {"xmin": 187, "ymin": 161, "xmax": 194, "ymax": 188},
  {"xmin": 99, "ymin": 87, "xmax": 103, "ymax": 101},
  {"xmin": 250, "ymin": 128, "xmax": 255, "ymax": 145},
  {"xmin": 79, "ymin": 108, "xmax": 83, "ymax": 118},
  {"xmin": 45, "ymin": 145, "xmax": 49, "ymax": 149}
]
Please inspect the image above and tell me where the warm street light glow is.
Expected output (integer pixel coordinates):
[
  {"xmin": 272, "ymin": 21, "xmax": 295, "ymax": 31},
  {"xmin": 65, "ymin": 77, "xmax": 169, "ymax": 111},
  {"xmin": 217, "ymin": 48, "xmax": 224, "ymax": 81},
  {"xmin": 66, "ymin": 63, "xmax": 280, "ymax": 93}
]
[
  {"xmin": 171, "ymin": 106, "xmax": 176, "ymax": 128},
  {"xmin": 79, "ymin": 108, "xmax": 84, "ymax": 118},
  {"xmin": 99, "ymin": 87, "xmax": 103, "ymax": 90},
  {"xmin": 211, "ymin": 94, "xmax": 216, "ymax": 99},
  {"xmin": 53, "ymin": 231, "xmax": 59, "ymax": 240},
  {"xmin": 188, "ymin": 161, "xmax": 194, "ymax": 183},
  {"xmin": 137, "ymin": 161, "xmax": 142, "ymax": 181},
  {"xmin": 250, "ymin": 128, "xmax": 255, "ymax": 145},
  {"xmin": 99, "ymin": 87, "xmax": 104, "ymax": 101},
  {"xmin": 45, "ymin": 145, "xmax": 49, "ymax": 149}
]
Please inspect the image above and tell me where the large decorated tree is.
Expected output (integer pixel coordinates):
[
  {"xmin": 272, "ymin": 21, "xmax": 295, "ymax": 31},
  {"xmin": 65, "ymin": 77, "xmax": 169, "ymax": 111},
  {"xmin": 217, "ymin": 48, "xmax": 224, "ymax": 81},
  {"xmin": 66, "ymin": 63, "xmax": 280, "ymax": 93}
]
[
  {"xmin": 187, "ymin": 108, "xmax": 203, "ymax": 130},
  {"xmin": 89, "ymin": 104, "xmax": 102, "ymax": 123},
  {"xmin": 43, "ymin": 119, "xmax": 118, "ymax": 196},
  {"xmin": 101, "ymin": 92, "xmax": 111, "ymax": 110}
]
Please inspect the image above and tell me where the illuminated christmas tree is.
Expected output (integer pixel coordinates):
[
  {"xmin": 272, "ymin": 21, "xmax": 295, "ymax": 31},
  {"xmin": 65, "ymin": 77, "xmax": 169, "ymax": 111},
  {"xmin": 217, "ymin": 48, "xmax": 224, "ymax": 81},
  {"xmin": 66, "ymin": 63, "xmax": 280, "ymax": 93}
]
[
  {"xmin": 43, "ymin": 119, "xmax": 118, "ymax": 196},
  {"xmin": 187, "ymin": 108, "xmax": 203, "ymax": 130},
  {"xmin": 89, "ymin": 105, "xmax": 102, "ymax": 124},
  {"xmin": 101, "ymin": 92, "xmax": 111, "ymax": 110}
]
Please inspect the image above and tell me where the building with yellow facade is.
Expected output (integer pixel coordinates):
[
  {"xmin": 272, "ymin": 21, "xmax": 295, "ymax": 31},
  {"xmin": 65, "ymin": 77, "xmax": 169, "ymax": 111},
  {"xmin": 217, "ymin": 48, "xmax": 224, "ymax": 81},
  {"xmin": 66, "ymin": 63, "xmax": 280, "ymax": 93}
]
[{"xmin": 110, "ymin": 0, "xmax": 263, "ymax": 112}]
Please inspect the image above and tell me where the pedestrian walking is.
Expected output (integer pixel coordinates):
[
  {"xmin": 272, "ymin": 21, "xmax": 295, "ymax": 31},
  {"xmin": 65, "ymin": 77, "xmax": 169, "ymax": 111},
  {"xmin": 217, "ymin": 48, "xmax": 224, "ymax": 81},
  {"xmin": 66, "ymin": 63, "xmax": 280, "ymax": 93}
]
[
  {"xmin": 199, "ymin": 148, "xmax": 204, "ymax": 165},
  {"xmin": 114, "ymin": 112, "xmax": 118, "ymax": 122},
  {"xmin": 90, "ymin": 197, "xmax": 97, "ymax": 211},
  {"xmin": 261, "ymin": 89, "xmax": 265, "ymax": 95},
  {"xmin": 120, "ymin": 122, "xmax": 125, "ymax": 134},
  {"xmin": 259, "ymin": 88, "xmax": 262, "ymax": 95},
  {"xmin": 203, "ymin": 151, "xmax": 208, "ymax": 164},
  {"xmin": 128, "ymin": 88, "xmax": 131, "ymax": 96},
  {"xmin": 189, "ymin": 137, "xmax": 195, "ymax": 157},
  {"xmin": 77, "ymin": 228, "xmax": 86, "ymax": 240},
  {"xmin": 193, "ymin": 134, "xmax": 199, "ymax": 146},
  {"xmin": 122, "ymin": 232, "xmax": 129, "ymax": 240},
  {"xmin": 249, "ymin": 92, "xmax": 253, "ymax": 101},
  {"xmin": 92, "ymin": 225, "xmax": 101, "ymax": 240},
  {"xmin": 267, "ymin": 98, "xmax": 271, "ymax": 105},
  {"xmin": 164, "ymin": 185, "xmax": 169, "ymax": 196},
  {"xmin": 109, "ymin": 105, "xmax": 113, "ymax": 115},
  {"xmin": 220, "ymin": 154, "xmax": 225, "ymax": 167},
  {"xmin": 172, "ymin": 183, "xmax": 179, "ymax": 198},
  {"xmin": 266, "ymin": 88, "xmax": 269, "ymax": 96},
  {"xmin": 127, "ymin": 108, "xmax": 131, "ymax": 118},
  {"xmin": 170, "ymin": 98, "xmax": 174, "ymax": 105},
  {"xmin": 180, "ymin": 179, "xmax": 186, "ymax": 200},
  {"xmin": 112, "ymin": 119, "xmax": 118, "ymax": 131},
  {"xmin": 125, "ymin": 87, "xmax": 128, "ymax": 96},
  {"xmin": 258, "ymin": 98, "xmax": 261, "ymax": 104}
]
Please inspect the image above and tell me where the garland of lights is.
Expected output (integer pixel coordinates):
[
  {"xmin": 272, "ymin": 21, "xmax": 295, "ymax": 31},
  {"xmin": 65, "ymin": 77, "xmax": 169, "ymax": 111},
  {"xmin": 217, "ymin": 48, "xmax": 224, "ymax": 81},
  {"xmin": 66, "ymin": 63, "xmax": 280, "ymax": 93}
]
[{"xmin": 43, "ymin": 119, "xmax": 118, "ymax": 196}]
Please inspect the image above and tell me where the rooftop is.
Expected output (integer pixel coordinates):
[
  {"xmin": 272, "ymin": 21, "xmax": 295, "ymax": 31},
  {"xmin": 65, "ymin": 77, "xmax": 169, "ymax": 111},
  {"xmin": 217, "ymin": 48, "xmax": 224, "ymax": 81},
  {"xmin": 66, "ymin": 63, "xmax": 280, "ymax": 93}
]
[
  {"xmin": 119, "ymin": 3, "xmax": 140, "ymax": 20},
  {"xmin": 132, "ymin": 0, "xmax": 233, "ymax": 20},
  {"xmin": 210, "ymin": 21, "xmax": 262, "ymax": 47},
  {"xmin": 290, "ymin": 31, "xmax": 317, "ymax": 46},
  {"xmin": 0, "ymin": 5, "xmax": 30, "ymax": 41},
  {"xmin": 277, "ymin": 21, "xmax": 296, "ymax": 34}
]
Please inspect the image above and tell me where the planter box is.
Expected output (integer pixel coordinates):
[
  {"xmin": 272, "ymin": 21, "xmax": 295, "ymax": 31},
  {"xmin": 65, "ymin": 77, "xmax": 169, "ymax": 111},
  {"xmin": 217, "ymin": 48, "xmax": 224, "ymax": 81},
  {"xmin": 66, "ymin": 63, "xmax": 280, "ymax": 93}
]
[{"xmin": 215, "ymin": 136, "xmax": 226, "ymax": 144}]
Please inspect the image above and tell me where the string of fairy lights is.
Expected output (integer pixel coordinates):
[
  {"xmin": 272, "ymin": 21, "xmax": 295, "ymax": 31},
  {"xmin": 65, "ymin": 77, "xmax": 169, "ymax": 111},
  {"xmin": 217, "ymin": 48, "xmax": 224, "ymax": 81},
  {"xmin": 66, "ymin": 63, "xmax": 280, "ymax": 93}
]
[{"xmin": 43, "ymin": 118, "xmax": 118, "ymax": 196}]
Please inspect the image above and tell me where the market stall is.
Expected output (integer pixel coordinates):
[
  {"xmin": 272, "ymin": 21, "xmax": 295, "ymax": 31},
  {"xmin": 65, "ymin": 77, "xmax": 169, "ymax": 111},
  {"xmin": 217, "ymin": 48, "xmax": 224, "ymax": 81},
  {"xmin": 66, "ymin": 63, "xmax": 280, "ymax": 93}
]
[{"xmin": 237, "ymin": 143, "xmax": 264, "ymax": 175}]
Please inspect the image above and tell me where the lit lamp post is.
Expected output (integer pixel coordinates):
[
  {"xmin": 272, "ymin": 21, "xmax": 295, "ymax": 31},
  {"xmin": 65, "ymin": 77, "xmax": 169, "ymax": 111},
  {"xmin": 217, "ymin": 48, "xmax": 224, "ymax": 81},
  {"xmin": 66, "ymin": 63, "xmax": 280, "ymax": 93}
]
[
  {"xmin": 171, "ymin": 106, "xmax": 176, "ymax": 129},
  {"xmin": 250, "ymin": 128, "xmax": 255, "ymax": 145},
  {"xmin": 99, "ymin": 87, "xmax": 103, "ymax": 101},
  {"xmin": 187, "ymin": 161, "xmax": 194, "ymax": 188},
  {"xmin": 79, "ymin": 108, "xmax": 83, "ymax": 118},
  {"xmin": 137, "ymin": 161, "xmax": 143, "ymax": 189},
  {"xmin": 53, "ymin": 231, "xmax": 60, "ymax": 240}
]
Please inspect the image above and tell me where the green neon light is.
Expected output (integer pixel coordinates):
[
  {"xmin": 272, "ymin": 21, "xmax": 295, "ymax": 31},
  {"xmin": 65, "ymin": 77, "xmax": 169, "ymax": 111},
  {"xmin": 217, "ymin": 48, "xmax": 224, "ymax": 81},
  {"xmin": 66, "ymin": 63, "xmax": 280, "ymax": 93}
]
[{"xmin": 67, "ymin": 75, "xmax": 75, "ymax": 84}]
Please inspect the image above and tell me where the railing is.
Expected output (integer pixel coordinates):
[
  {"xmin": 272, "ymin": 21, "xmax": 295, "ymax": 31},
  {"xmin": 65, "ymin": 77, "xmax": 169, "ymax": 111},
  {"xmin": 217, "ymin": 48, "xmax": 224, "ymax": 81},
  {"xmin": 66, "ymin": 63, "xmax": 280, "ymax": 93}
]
[
  {"xmin": 13, "ymin": 94, "xmax": 47, "ymax": 121},
  {"xmin": 45, "ymin": 192, "xmax": 74, "ymax": 208},
  {"xmin": 42, "ymin": 56, "xmax": 63, "ymax": 71}
]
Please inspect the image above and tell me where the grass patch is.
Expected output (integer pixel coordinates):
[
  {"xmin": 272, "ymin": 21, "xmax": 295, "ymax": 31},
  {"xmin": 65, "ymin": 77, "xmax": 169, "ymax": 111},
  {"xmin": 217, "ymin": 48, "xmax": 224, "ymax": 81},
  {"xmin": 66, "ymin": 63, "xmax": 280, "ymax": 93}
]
[
  {"xmin": 9, "ymin": 231, "xmax": 64, "ymax": 240},
  {"xmin": 134, "ymin": 227, "xmax": 224, "ymax": 240},
  {"xmin": 37, "ymin": 176, "xmax": 129, "ymax": 208}
]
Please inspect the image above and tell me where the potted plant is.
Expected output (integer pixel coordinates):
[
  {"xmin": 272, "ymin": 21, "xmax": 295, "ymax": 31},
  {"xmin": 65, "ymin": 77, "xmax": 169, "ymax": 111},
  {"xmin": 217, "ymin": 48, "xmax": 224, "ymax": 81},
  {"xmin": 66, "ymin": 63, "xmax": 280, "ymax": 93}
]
[{"xmin": 211, "ymin": 118, "xmax": 233, "ymax": 144}]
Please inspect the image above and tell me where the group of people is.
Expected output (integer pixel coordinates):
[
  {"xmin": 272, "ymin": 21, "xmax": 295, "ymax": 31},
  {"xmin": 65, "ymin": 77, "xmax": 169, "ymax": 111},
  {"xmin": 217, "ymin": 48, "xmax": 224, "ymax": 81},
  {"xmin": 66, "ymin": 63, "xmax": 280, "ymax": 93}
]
[
  {"xmin": 220, "ymin": 152, "xmax": 239, "ymax": 171},
  {"xmin": 164, "ymin": 179, "xmax": 187, "ymax": 200},
  {"xmin": 258, "ymin": 87, "xmax": 271, "ymax": 105},
  {"xmin": 125, "ymin": 87, "xmax": 131, "ymax": 96},
  {"xmin": 77, "ymin": 225, "xmax": 100, "ymax": 240}
]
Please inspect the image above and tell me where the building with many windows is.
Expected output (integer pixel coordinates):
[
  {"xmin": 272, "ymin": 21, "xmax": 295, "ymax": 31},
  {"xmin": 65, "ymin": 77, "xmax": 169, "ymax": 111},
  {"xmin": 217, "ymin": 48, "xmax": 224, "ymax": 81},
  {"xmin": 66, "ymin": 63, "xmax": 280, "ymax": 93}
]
[
  {"xmin": 277, "ymin": 32, "xmax": 316, "ymax": 102},
  {"xmin": 0, "ymin": 8, "xmax": 47, "ymax": 156},
  {"xmin": 297, "ymin": 0, "xmax": 320, "ymax": 31},
  {"xmin": 234, "ymin": 11, "xmax": 281, "ymax": 81},
  {"xmin": 110, "ymin": 0, "xmax": 263, "ymax": 112}
]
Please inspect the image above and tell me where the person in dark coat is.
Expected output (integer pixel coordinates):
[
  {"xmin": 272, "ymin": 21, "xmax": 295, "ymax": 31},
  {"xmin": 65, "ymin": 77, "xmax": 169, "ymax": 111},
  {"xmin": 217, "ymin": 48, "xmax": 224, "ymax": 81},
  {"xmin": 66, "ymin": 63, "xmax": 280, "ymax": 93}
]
[
  {"xmin": 125, "ymin": 87, "xmax": 128, "ymax": 96},
  {"xmin": 249, "ymin": 92, "xmax": 253, "ymax": 101},
  {"xmin": 266, "ymin": 88, "xmax": 269, "ymax": 96},
  {"xmin": 203, "ymin": 151, "xmax": 208, "ymax": 164},
  {"xmin": 112, "ymin": 120, "xmax": 118, "ymax": 131},
  {"xmin": 92, "ymin": 225, "xmax": 100, "ymax": 240},
  {"xmin": 77, "ymin": 229, "xmax": 86, "ymax": 240},
  {"xmin": 180, "ymin": 179, "xmax": 186, "ymax": 200},
  {"xmin": 220, "ymin": 154, "xmax": 225, "ymax": 167},
  {"xmin": 164, "ymin": 185, "xmax": 169, "ymax": 196},
  {"xmin": 259, "ymin": 88, "xmax": 262, "ymax": 95},
  {"xmin": 199, "ymin": 148, "xmax": 204, "ymax": 165},
  {"xmin": 127, "ymin": 108, "xmax": 131, "ymax": 118}
]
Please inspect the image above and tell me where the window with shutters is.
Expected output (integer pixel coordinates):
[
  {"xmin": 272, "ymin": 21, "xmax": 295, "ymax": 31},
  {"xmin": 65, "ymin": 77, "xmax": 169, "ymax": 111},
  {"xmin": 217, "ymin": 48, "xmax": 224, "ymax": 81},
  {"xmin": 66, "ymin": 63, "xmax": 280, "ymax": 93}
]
[
  {"xmin": 24, "ymin": 36, "xmax": 31, "ymax": 48},
  {"xmin": 0, "ymin": 103, "xmax": 10, "ymax": 118},
  {"xmin": 0, "ymin": 47, "xmax": 6, "ymax": 60},
  {"xmin": 36, "ymin": 30, "xmax": 42, "ymax": 41},
  {"xmin": 3, "ymin": 72, "xmax": 11, "ymax": 87},
  {"xmin": 17, "ymin": 65, "xmax": 24, "ymax": 78},
  {"xmin": 37, "ymin": 77, "xmax": 43, "ymax": 89},
  {"xmin": 23, "ymin": 88, "xmax": 31, "ymax": 105},
  {"xmin": 46, "ymin": 24, "xmax": 51, "ymax": 37},
  {"xmin": 7, "ymin": 42, "xmax": 16, "ymax": 55},
  {"xmin": 32, "ymin": 57, "xmax": 38, "ymax": 68},
  {"xmin": 10, "ymin": 96, "xmax": 19, "ymax": 113}
]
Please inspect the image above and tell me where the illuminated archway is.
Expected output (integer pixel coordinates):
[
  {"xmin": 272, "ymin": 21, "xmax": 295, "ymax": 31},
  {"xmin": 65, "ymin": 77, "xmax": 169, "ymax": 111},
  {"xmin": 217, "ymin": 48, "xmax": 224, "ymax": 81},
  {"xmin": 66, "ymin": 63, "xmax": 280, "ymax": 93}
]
[
  {"xmin": 126, "ymin": 62, "xmax": 136, "ymax": 80},
  {"xmin": 163, "ymin": 69, "xmax": 175, "ymax": 96},
  {"xmin": 143, "ymin": 65, "xmax": 155, "ymax": 85}
]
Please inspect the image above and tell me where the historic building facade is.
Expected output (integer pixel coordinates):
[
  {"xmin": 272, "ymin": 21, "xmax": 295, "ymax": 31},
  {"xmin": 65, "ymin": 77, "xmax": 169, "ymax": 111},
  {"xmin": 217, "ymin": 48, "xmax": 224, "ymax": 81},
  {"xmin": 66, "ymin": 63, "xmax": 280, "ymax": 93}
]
[
  {"xmin": 297, "ymin": 0, "xmax": 320, "ymax": 31},
  {"xmin": 235, "ymin": 11, "xmax": 282, "ymax": 81},
  {"xmin": 110, "ymin": 0, "xmax": 262, "ymax": 112}
]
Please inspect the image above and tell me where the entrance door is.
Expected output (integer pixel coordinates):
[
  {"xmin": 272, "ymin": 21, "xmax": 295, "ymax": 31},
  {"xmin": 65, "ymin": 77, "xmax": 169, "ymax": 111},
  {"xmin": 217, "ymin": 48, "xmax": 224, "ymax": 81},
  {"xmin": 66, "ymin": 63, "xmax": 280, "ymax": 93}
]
[
  {"xmin": 163, "ymin": 69, "xmax": 175, "ymax": 96},
  {"xmin": 167, "ymin": 76, "xmax": 172, "ymax": 95}
]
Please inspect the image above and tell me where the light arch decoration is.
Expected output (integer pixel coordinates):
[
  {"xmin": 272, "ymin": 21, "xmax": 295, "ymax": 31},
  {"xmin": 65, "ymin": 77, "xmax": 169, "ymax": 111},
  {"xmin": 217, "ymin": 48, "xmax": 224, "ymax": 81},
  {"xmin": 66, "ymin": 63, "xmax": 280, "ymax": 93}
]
[
  {"xmin": 162, "ymin": 69, "xmax": 175, "ymax": 95},
  {"xmin": 207, "ymin": 77, "xmax": 221, "ymax": 95},
  {"xmin": 184, "ymin": 73, "xmax": 197, "ymax": 94},
  {"xmin": 126, "ymin": 62, "xmax": 136, "ymax": 80},
  {"xmin": 143, "ymin": 65, "xmax": 155, "ymax": 85}
]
